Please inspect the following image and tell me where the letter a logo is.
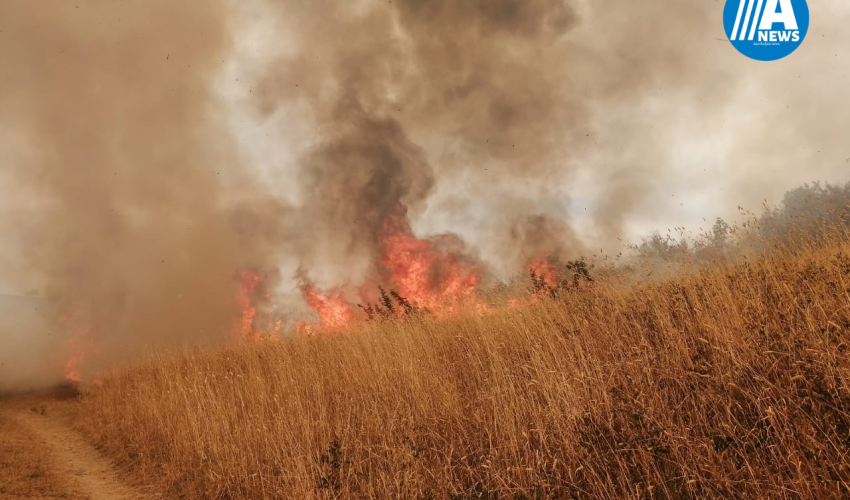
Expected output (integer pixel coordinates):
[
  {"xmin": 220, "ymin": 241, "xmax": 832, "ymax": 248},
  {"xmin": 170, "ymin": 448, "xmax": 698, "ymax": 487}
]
[
  {"xmin": 759, "ymin": 0, "xmax": 798, "ymax": 30},
  {"xmin": 723, "ymin": 0, "xmax": 809, "ymax": 61}
]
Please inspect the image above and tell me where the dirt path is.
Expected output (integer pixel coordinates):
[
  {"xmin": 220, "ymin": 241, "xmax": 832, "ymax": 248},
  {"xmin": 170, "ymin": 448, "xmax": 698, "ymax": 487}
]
[{"xmin": 0, "ymin": 389, "xmax": 148, "ymax": 500}]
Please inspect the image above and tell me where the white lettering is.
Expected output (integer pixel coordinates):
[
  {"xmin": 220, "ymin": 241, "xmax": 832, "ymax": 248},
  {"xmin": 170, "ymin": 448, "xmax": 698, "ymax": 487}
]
[
  {"xmin": 759, "ymin": 0, "xmax": 799, "ymax": 30},
  {"xmin": 748, "ymin": 0, "xmax": 766, "ymax": 40},
  {"xmin": 731, "ymin": 0, "xmax": 748, "ymax": 40},
  {"xmin": 742, "ymin": 0, "xmax": 758, "ymax": 40}
]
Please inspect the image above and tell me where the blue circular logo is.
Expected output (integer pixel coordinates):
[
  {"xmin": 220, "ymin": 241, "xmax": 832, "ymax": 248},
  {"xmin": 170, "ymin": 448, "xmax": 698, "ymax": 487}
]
[{"xmin": 724, "ymin": 0, "xmax": 809, "ymax": 61}]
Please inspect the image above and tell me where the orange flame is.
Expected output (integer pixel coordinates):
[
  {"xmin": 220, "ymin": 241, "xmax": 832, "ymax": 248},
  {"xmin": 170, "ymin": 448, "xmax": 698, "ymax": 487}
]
[
  {"xmin": 64, "ymin": 338, "xmax": 91, "ymax": 382},
  {"xmin": 235, "ymin": 270, "xmax": 262, "ymax": 340},
  {"xmin": 298, "ymin": 206, "xmax": 487, "ymax": 330},
  {"xmin": 297, "ymin": 283, "xmax": 355, "ymax": 334},
  {"xmin": 528, "ymin": 256, "xmax": 557, "ymax": 288},
  {"xmin": 379, "ymin": 207, "xmax": 482, "ymax": 316},
  {"xmin": 60, "ymin": 312, "xmax": 96, "ymax": 382}
]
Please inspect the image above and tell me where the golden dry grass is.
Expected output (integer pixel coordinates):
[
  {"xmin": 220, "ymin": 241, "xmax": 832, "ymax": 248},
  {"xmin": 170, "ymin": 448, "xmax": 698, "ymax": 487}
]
[{"xmin": 75, "ymin": 239, "xmax": 850, "ymax": 499}]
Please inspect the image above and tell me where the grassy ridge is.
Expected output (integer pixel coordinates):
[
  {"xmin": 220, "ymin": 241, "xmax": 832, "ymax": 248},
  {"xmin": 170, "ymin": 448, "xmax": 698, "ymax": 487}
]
[{"xmin": 76, "ymin": 241, "xmax": 850, "ymax": 499}]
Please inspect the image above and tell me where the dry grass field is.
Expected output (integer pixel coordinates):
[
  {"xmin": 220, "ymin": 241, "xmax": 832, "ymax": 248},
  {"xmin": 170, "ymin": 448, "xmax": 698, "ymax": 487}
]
[{"xmin": 72, "ymin": 231, "xmax": 850, "ymax": 499}]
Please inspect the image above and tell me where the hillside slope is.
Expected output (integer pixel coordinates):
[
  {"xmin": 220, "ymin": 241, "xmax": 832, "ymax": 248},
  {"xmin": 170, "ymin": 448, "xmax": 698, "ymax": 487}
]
[{"xmin": 73, "ymin": 240, "xmax": 850, "ymax": 499}]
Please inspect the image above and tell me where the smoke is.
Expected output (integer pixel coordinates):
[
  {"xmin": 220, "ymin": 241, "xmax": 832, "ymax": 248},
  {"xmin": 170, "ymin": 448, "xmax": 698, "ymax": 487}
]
[
  {"xmin": 1, "ymin": 0, "xmax": 848, "ymax": 385},
  {"xmin": 0, "ymin": 1, "xmax": 278, "ymax": 385},
  {"xmin": 0, "ymin": 294, "xmax": 53, "ymax": 390},
  {"xmin": 240, "ymin": 0, "xmax": 746, "ymax": 282}
]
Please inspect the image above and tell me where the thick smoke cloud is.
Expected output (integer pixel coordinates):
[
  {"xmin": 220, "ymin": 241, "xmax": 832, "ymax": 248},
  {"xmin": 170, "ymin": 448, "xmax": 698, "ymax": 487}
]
[
  {"xmin": 245, "ymin": 0, "xmax": 847, "ymax": 277},
  {"xmin": 0, "ymin": 1, "xmax": 276, "ymax": 385},
  {"xmin": 245, "ymin": 0, "xmax": 748, "ymax": 280}
]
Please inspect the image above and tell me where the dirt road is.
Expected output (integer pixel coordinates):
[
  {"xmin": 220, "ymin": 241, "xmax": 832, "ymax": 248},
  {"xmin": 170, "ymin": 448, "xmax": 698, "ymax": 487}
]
[{"xmin": 0, "ymin": 387, "xmax": 147, "ymax": 500}]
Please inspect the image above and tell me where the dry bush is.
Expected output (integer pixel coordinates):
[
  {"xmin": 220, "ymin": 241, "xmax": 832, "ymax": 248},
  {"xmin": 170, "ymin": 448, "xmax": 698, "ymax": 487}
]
[{"xmin": 75, "ymin": 237, "xmax": 850, "ymax": 499}]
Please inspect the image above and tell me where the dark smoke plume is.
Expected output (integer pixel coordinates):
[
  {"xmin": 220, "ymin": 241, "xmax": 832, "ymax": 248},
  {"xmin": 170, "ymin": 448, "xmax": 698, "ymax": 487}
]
[
  {"xmin": 246, "ymin": 0, "xmax": 847, "ymax": 280},
  {"xmin": 247, "ymin": 0, "xmax": 743, "ymax": 282}
]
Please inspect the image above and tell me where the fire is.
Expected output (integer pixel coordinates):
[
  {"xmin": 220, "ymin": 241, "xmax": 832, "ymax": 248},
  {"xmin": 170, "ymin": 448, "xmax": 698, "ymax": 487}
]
[
  {"xmin": 235, "ymin": 270, "xmax": 262, "ymax": 340},
  {"xmin": 505, "ymin": 256, "xmax": 559, "ymax": 309},
  {"xmin": 528, "ymin": 256, "xmax": 557, "ymax": 289},
  {"xmin": 60, "ymin": 311, "xmax": 96, "ymax": 383},
  {"xmin": 64, "ymin": 335, "xmax": 92, "ymax": 383},
  {"xmin": 297, "ymin": 283, "xmax": 355, "ymax": 334},
  {"xmin": 379, "ymin": 207, "xmax": 481, "ymax": 316},
  {"xmin": 297, "ymin": 206, "xmax": 485, "ymax": 330}
]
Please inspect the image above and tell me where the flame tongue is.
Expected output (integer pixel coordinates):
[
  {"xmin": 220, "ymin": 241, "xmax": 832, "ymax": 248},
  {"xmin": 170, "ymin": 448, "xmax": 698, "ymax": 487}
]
[
  {"xmin": 297, "ymin": 206, "xmax": 484, "ymax": 330},
  {"xmin": 61, "ymin": 311, "xmax": 97, "ymax": 383},
  {"xmin": 529, "ymin": 256, "xmax": 557, "ymax": 289},
  {"xmin": 379, "ymin": 207, "xmax": 480, "ymax": 315},
  {"xmin": 64, "ymin": 339, "xmax": 89, "ymax": 382},
  {"xmin": 235, "ymin": 270, "xmax": 262, "ymax": 340},
  {"xmin": 298, "ymin": 283, "xmax": 355, "ymax": 330}
]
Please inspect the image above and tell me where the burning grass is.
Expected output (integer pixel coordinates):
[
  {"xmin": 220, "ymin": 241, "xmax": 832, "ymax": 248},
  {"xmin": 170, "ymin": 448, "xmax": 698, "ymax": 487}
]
[{"xmin": 72, "ymin": 235, "xmax": 850, "ymax": 499}]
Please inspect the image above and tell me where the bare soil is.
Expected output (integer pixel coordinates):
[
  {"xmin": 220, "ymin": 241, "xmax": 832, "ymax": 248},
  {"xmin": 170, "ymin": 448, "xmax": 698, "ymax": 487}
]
[{"xmin": 0, "ymin": 387, "xmax": 148, "ymax": 500}]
